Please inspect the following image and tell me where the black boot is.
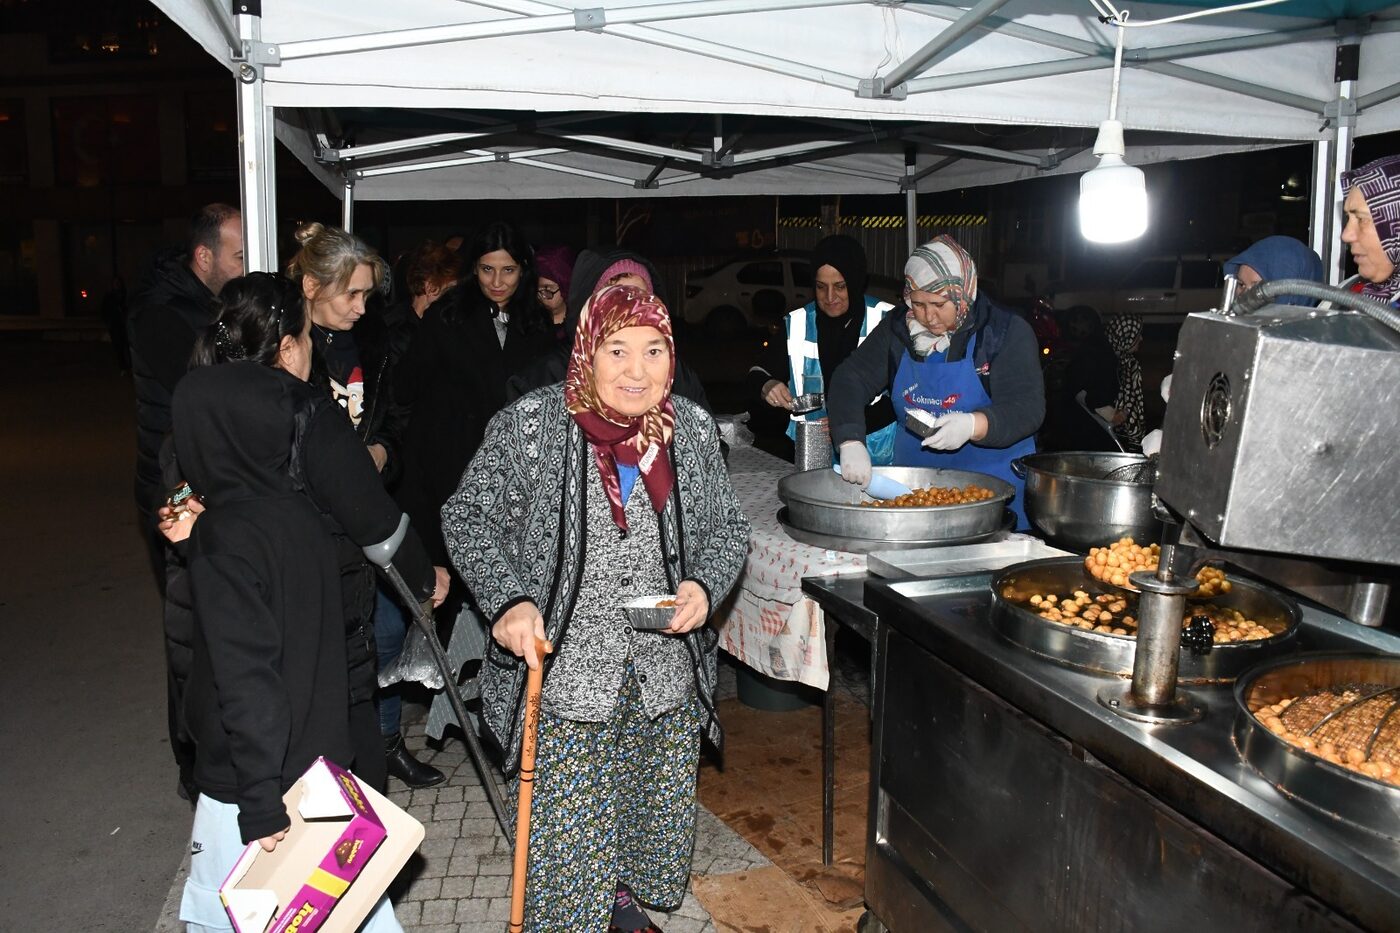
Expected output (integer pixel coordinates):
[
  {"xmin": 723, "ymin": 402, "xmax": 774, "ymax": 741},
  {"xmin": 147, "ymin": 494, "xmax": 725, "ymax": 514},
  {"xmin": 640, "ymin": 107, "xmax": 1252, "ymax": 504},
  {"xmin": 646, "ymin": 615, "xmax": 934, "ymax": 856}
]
[{"xmin": 384, "ymin": 732, "xmax": 446, "ymax": 788}]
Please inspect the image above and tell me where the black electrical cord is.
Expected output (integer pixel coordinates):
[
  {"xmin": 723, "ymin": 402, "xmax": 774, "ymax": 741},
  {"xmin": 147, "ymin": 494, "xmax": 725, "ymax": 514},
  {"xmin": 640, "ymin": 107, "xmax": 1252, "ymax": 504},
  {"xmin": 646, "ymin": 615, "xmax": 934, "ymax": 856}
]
[{"xmin": 1232, "ymin": 278, "xmax": 1400, "ymax": 334}]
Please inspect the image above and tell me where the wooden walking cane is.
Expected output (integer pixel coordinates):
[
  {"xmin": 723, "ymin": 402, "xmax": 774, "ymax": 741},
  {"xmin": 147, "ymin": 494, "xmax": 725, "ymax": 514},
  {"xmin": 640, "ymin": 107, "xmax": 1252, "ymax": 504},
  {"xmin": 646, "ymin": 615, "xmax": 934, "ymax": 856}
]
[{"xmin": 508, "ymin": 637, "xmax": 552, "ymax": 933}]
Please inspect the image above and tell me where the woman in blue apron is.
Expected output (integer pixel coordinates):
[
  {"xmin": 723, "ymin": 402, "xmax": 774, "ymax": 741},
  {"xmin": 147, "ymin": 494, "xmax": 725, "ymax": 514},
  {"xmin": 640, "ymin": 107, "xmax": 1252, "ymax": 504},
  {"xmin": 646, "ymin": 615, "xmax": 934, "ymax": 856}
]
[{"xmin": 827, "ymin": 236, "xmax": 1045, "ymax": 528}]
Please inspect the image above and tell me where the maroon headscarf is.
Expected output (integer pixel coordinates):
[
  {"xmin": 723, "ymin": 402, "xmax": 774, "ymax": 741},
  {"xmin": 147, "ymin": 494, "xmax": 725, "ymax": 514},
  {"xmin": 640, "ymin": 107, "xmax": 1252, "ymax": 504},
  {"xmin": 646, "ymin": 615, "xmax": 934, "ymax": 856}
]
[{"xmin": 564, "ymin": 284, "xmax": 676, "ymax": 531}]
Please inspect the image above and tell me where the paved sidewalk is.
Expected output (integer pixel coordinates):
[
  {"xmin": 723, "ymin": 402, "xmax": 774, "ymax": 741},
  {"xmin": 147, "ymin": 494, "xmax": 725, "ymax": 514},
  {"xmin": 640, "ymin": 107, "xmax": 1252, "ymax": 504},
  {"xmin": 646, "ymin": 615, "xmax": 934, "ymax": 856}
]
[{"xmin": 156, "ymin": 671, "xmax": 771, "ymax": 932}]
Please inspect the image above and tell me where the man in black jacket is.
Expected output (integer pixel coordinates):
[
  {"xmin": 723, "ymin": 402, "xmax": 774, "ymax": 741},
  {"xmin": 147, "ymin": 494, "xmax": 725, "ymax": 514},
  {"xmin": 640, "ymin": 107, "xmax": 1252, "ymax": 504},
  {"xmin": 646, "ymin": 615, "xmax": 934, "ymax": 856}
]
[
  {"xmin": 128, "ymin": 203, "xmax": 243, "ymax": 591},
  {"xmin": 129, "ymin": 204, "xmax": 241, "ymax": 804}
]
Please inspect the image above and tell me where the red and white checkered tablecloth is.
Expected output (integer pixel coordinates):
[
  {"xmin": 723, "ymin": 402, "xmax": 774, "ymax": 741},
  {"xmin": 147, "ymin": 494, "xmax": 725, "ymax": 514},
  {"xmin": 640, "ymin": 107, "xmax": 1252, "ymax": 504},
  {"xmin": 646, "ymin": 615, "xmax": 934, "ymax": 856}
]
[{"xmin": 716, "ymin": 444, "xmax": 864, "ymax": 691}]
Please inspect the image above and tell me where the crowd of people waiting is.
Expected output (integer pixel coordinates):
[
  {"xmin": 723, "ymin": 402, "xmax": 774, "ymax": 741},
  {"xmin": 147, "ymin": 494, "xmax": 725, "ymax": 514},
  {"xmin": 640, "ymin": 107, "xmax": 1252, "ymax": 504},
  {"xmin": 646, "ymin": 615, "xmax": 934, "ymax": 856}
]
[{"xmin": 122, "ymin": 152, "xmax": 1400, "ymax": 933}]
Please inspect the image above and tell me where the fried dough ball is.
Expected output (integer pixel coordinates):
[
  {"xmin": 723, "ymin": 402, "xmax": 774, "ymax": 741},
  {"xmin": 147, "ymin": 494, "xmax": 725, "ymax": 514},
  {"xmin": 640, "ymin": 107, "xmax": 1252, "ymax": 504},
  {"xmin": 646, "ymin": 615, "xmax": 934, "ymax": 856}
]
[{"xmin": 859, "ymin": 483, "xmax": 998, "ymax": 507}]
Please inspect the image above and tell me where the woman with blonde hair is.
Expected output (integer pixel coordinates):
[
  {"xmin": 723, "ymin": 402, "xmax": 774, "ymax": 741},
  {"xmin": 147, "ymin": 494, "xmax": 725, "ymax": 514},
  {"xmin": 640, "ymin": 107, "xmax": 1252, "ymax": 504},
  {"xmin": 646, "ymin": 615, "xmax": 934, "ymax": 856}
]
[{"xmin": 286, "ymin": 222, "xmax": 449, "ymax": 790}]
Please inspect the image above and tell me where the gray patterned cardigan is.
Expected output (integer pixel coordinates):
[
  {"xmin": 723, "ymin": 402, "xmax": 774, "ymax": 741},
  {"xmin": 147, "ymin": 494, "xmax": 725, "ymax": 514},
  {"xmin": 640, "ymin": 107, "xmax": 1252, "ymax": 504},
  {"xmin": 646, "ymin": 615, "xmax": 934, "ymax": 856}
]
[{"xmin": 440, "ymin": 385, "xmax": 751, "ymax": 774}]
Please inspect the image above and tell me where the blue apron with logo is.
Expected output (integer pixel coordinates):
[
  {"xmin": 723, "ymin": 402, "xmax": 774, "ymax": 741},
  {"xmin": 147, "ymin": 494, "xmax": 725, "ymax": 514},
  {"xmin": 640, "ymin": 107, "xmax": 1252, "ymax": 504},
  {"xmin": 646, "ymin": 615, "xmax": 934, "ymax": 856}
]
[{"xmin": 890, "ymin": 332, "xmax": 1035, "ymax": 529}]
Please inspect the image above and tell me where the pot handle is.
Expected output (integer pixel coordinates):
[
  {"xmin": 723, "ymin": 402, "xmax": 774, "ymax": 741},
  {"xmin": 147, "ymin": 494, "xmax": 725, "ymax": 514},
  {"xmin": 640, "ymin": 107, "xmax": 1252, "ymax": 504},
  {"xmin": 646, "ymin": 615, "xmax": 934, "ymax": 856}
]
[{"xmin": 1010, "ymin": 457, "xmax": 1028, "ymax": 479}]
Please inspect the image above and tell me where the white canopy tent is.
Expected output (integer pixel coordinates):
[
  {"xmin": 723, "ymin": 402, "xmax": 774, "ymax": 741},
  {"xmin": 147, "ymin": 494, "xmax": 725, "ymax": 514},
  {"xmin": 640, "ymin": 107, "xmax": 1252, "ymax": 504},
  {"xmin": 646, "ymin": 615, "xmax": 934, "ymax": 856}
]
[{"xmin": 153, "ymin": 0, "xmax": 1400, "ymax": 279}]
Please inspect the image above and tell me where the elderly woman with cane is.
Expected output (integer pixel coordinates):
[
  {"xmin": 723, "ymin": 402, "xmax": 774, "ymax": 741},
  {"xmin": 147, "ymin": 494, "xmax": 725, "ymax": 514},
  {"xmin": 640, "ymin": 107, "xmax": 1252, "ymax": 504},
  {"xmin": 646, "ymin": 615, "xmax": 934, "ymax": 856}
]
[{"xmin": 442, "ymin": 283, "xmax": 750, "ymax": 932}]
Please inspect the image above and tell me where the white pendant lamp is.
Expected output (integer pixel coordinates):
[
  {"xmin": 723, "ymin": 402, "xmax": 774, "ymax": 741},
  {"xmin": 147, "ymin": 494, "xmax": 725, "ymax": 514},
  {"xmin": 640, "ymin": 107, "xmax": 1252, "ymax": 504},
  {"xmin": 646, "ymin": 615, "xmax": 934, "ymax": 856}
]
[{"xmin": 1079, "ymin": 17, "xmax": 1148, "ymax": 243}]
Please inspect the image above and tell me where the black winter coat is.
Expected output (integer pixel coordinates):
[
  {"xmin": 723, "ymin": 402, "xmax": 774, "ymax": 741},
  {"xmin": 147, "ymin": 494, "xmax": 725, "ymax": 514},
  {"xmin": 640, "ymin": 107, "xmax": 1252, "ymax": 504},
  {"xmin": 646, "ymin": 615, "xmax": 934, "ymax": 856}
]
[
  {"xmin": 394, "ymin": 283, "xmax": 556, "ymax": 565},
  {"xmin": 175, "ymin": 363, "xmax": 352, "ymax": 844},
  {"xmin": 162, "ymin": 370, "xmax": 435, "ymax": 746},
  {"xmin": 127, "ymin": 249, "xmax": 217, "ymax": 517}
]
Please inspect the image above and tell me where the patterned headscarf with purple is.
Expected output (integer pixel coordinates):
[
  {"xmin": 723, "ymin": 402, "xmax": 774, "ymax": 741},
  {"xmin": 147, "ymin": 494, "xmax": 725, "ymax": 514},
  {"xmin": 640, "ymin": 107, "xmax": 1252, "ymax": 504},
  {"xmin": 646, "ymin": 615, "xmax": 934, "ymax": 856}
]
[{"xmin": 1341, "ymin": 154, "xmax": 1400, "ymax": 300}]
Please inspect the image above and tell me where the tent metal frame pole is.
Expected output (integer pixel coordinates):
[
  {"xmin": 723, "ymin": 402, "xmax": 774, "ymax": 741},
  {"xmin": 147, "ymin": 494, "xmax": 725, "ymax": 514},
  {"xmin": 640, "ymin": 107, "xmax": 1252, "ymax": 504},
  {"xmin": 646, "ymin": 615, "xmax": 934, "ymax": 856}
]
[
  {"xmin": 912, "ymin": 4, "xmax": 1337, "ymax": 66},
  {"xmin": 1141, "ymin": 61, "xmax": 1324, "ymax": 112},
  {"xmin": 1357, "ymin": 79, "xmax": 1400, "ymax": 111},
  {"xmin": 1324, "ymin": 34, "xmax": 1360, "ymax": 285},
  {"xmin": 907, "ymin": 56, "xmax": 1104, "ymax": 94},
  {"xmin": 904, "ymin": 149, "xmax": 918, "ymax": 255},
  {"xmin": 235, "ymin": 10, "xmax": 276, "ymax": 272},
  {"xmin": 341, "ymin": 178, "xmax": 355, "ymax": 233},
  {"xmin": 537, "ymin": 132, "xmax": 708, "ymax": 163},
  {"xmin": 902, "ymin": 133, "xmax": 1045, "ymax": 167},
  {"xmin": 323, "ymin": 113, "xmax": 600, "ymax": 162},
  {"xmin": 477, "ymin": 0, "xmax": 861, "ymax": 89},
  {"xmin": 199, "ymin": 0, "xmax": 240, "ymax": 53},
  {"xmin": 275, "ymin": 0, "xmax": 860, "ymax": 61},
  {"xmin": 1310, "ymin": 136, "xmax": 1334, "ymax": 279},
  {"xmin": 880, "ymin": 0, "xmax": 1013, "ymax": 91},
  {"xmin": 508, "ymin": 157, "xmax": 639, "ymax": 186},
  {"xmin": 354, "ymin": 148, "xmax": 568, "ymax": 178}
]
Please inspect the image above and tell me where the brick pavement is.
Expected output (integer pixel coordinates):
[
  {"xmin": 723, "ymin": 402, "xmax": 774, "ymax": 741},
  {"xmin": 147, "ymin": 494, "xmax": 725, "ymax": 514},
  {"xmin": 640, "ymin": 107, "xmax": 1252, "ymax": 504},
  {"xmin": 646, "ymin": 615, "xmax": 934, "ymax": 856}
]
[{"xmin": 156, "ymin": 664, "xmax": 774, "ymax": 932}]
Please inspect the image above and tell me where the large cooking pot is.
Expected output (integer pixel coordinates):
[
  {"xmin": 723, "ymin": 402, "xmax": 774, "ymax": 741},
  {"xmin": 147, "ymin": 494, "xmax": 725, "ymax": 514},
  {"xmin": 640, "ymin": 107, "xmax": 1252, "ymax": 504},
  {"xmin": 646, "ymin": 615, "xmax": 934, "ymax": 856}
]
[
  {"xmin": 1013, "ymin": 451, "xmax": 1162, "ymax": 552},
  {"xmin": 778, "ymin": 466, "xmax": 1013, "ymax": 544}
]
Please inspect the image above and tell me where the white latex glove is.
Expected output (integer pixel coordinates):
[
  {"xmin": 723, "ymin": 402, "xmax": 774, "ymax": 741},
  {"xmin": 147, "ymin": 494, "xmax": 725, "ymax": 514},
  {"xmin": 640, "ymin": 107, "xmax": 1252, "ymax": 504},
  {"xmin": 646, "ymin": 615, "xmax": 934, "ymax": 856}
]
[
  {"xmin": 922, "ymin": 411, "xmax": 976, "ymax": 451},
  {"xmin": 1141, "ymin": 429, "xmax": 1163, "ymax": 458},
  {"xmin": 838, "ymin": 441, "xmax": 872, "ymax": 485}
]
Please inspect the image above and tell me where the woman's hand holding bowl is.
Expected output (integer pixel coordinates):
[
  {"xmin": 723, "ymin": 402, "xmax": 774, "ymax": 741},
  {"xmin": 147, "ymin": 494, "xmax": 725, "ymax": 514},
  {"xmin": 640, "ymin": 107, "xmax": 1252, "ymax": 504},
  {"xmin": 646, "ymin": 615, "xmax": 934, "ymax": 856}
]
[{"xmin": 664, "ymin": 580, "xmax": 710, "ymax": 634}]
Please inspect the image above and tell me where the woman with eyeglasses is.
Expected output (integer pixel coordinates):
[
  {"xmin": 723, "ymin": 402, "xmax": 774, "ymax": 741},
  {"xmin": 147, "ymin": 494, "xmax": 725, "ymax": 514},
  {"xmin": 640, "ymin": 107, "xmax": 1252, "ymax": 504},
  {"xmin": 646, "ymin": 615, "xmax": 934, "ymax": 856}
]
[{"xmin": 827, "ymin": 235, "xmax": 1044, "ymax": 528}]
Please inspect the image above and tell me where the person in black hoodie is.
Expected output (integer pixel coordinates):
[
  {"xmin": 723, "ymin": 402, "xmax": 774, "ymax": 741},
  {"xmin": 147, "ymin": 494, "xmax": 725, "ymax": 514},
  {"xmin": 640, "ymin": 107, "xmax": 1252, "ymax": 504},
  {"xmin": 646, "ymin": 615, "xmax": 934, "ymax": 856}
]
[
  {"xmin": 161, "ymin": 273, "xmax": 442, "ymax": 804},
  {"xmin": 172, "ymin": 360, "xmax": 406, "ymax": 933}
]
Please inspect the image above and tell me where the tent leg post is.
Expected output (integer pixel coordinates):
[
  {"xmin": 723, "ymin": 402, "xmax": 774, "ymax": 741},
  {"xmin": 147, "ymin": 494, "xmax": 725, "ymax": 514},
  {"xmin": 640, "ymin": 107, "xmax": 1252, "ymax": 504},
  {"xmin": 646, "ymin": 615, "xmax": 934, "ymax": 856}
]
[
  {"xmin": 342, "ymin": 178, "xmax": 355, "ymax": 233},
  {"xmin": 235, "ymin": 10, "xmax": 277, "ymax": 272},
  {"xmin": 904, "ymin": 148, "xmax": 918, "ymax": 256},
  {"xmin": 1315, "ymin": 34, "xmax": 1359, "ymax": 285}
]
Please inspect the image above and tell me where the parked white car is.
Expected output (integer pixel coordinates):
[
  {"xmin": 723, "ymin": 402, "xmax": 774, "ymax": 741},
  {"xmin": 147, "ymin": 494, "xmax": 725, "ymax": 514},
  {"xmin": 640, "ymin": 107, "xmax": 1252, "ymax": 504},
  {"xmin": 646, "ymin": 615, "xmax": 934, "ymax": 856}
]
[
  {"xmin": 681, "ymin": 252, "xmax": 813, "ymax": 334},
  {"xmin": 1050, "ymin": 254, "xmax": 1228, "ymax": 322},
  {"xmin": 681, "ymin": 253, "xmax": 904, "ymax": 335}
]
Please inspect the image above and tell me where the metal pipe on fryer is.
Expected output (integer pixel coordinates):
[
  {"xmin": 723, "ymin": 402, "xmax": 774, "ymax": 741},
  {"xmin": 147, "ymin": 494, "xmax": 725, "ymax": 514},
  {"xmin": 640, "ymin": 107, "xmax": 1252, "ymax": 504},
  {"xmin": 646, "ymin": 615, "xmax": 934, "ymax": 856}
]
[
  {"xmin": 1128, "ymin": 571, "xmax": 1195, "ymax": 706},
  {"xmin": 1348, "ymin": 581, "xmax": 1392, "ymax": 628}
]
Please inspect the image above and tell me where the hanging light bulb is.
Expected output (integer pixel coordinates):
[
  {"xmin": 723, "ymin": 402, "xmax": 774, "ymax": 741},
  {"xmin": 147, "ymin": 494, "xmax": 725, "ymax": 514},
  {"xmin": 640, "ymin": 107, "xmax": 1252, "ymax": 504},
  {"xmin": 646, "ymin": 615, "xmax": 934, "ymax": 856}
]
[
  {"xmin": 1080, "ymin": 120, "xmax": 1148, "ymax": 243},
  {"xmin": 1079, "ymin": 15, "xmax": 1148, "ymax": 243}
]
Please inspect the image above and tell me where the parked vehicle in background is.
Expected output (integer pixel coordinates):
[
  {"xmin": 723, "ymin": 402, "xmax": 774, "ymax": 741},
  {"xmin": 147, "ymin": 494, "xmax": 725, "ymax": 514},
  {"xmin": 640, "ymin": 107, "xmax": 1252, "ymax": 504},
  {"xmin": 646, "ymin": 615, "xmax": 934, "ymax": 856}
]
[
  {"xmin": 682, "ymin": 251, "xmax": 812, "ymax": 335},
  {"xmin": 1050, "ymin": 254, "xmax": 1228, "ymax": 322},
  {"xmin": 681, "ymin": 253, "xmax": 907, "ymax": 335}
]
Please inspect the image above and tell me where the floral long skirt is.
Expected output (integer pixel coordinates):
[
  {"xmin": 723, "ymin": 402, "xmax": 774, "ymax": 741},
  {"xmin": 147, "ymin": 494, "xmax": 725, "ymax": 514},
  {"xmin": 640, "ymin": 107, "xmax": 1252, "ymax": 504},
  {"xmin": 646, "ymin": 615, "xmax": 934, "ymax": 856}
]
[{"xmin": 515, "ymin": 668, "xmax": 702, "ymax": 932}]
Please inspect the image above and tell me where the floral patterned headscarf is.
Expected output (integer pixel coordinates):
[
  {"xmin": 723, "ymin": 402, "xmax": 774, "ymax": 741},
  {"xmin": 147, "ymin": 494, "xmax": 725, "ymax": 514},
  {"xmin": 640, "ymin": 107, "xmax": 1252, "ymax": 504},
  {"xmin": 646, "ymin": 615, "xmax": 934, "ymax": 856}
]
[{"xmin": 564, "ymin": 284, "xmax": 676, "ymax": 531}]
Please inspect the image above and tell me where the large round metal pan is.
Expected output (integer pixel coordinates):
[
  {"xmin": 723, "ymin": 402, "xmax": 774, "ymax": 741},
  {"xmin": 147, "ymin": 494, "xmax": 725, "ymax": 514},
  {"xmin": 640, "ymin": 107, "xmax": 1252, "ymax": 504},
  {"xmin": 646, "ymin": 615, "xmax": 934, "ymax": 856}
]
[
  {"xmin": 777, "ymin": 466, "xmax": 1014, "ymax": 544},
  {"xmin": 1013, "ymin": 451, "xmax": 1162, "ymax": 553},
  {"xmin": 990, "ymin": 557, "xmax": 1300, "ymax": 683},
  {"xmin": 777, "ymin": 507, "xmax": 1014, "ymax": 554},
  {"xmin": 1234, "ymin": 653, "xmax": 1400, "ymax": 840}
]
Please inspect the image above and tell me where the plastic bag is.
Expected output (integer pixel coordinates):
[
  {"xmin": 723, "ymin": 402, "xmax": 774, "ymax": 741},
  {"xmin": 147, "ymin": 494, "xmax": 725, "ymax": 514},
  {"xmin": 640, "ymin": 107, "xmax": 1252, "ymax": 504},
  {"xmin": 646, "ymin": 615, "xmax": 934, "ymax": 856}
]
[{"xmin": 714, "ymin": 412, "xmax": 754, "ymax": 449}]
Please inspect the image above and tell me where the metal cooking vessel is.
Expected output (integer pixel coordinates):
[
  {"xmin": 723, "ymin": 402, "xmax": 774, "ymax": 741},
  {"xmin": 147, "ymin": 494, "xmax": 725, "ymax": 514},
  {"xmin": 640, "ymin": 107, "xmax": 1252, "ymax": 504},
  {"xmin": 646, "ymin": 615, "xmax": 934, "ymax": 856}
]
[
  {"xmin": 777, "ymin": 466, "xmax": 1013, "ymax": 544},
  {"xmin": 991, "ymin": 557, "xmax": 1299, "ymax": 683},
  {"xmin": 1013, "ymin": 451, "xmax": 1163, "ymax": 553},
  {"xmin": 1234, "ymin": 653, "xmax": 1400, "ymax": 841}
]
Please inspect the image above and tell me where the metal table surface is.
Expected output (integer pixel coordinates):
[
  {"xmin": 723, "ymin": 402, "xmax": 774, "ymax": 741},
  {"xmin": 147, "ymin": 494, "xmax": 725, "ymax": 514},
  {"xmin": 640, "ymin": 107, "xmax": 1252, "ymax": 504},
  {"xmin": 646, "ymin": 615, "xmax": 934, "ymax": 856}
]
[{"xmin": 856, "ymin": 572, "xmax": 1400, "ymax": 932}]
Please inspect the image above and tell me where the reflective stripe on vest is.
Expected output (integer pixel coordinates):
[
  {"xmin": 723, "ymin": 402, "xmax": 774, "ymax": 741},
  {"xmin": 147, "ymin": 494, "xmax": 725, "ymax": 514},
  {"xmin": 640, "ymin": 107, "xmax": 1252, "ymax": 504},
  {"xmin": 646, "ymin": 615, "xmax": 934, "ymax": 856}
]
[{"xmin": 786, "ymin": 299, "xmax": 893, "ymax": 405}]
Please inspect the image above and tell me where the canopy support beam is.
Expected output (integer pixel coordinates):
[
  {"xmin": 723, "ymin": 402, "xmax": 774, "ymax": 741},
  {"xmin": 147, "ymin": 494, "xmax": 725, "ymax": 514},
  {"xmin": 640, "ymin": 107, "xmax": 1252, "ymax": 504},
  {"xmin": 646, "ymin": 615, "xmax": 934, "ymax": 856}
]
[
  {"xmin": 275, "ymin": 0, "xmax": 861, "ymax": 61},
  {"xmin": 353, "ymin": 148, "xmax": 569, "ymax": 179},
  {"xmin": 865, "ymin": 0, "xmax": 1014, "ymax": 98},
  {"xmin": 478, "ymin": 0, "xmax": 862, "ymax": 89},
  {"xmin": 1316, "ymin": 32, "xmax": 1361, "ymax": 284},
  {"xmin": 904, "ymin": 147, "xmax": 918, "ymax": 255}
]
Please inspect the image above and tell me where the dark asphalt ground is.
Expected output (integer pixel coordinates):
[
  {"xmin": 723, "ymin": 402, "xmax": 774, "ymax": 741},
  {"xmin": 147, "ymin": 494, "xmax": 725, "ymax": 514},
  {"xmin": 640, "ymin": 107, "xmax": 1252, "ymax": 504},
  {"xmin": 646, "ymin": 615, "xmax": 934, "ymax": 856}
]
[{"xmin": 0, "ymin": 338, "xmax": 191, "ymax": 932}]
